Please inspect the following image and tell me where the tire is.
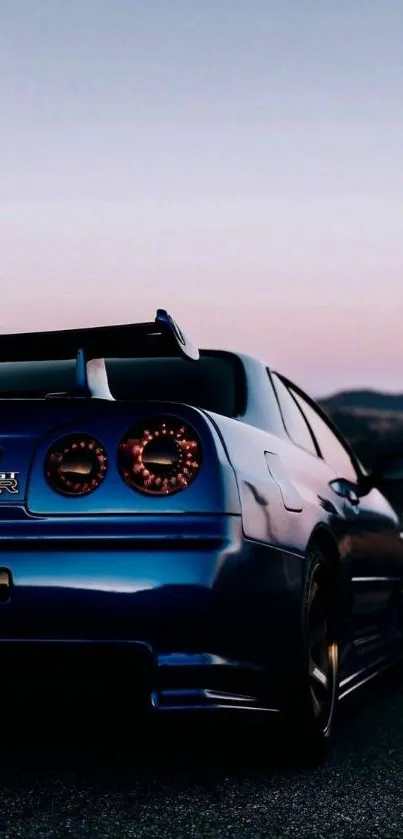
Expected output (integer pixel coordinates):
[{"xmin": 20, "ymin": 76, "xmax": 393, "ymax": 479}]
[{"xmin": 282, "ymin": 544, "xmax": 340, "ymax": 765}]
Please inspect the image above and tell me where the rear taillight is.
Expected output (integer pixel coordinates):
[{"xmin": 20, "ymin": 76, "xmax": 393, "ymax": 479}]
[
  {"xmin": 117, "ymin": 417, "xmax": 202, "ymax": 496},
  {"xmin": 44, "ymin": 434, "xmax": 108, "ymax": 496}
]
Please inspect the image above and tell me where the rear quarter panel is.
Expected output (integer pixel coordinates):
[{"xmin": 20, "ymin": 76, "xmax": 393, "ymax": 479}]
[{"xmin": 203, "ymin": 410, "xmax": 335, "ymax": 555}]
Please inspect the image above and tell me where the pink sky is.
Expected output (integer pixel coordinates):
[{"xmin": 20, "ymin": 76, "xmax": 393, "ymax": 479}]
[{"xmin": 1, "ymin": 2, "xmax": 402, "ymax": 396}]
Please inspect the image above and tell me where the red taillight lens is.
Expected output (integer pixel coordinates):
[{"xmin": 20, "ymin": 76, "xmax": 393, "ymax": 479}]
[
  {"xmin": 118, "ymin": 418, "xmax": 202, "ymax": 496},
  {"xmin": 45, "ymin": 435, "xmax": 108, "ymax": 496}
]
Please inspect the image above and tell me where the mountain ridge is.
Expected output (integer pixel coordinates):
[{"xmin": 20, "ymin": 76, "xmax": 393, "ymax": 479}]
[
  {"xmin": 318, "ymin": 389, "xmax": 403, "ymax": 412},
  {"xmin": 317, "ymin": 387, "xmax": 403, "ymax": 468}
]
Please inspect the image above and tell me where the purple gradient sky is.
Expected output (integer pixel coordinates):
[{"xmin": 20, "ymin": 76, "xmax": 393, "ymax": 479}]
[{"xmin": 1, "ymin": 1, "xmax": 402, "ymax": 396}]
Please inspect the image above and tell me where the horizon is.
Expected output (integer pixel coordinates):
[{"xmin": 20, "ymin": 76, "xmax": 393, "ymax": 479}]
[
  {"xmin": 0, "ymin": 303, "xmax": 401, "ymax": 400},
  {"xmin": 1, "ymin": 1, "xmax": 402, "ymax": 396}
]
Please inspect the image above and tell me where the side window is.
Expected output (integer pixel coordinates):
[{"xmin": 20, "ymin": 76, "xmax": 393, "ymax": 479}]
[
  {"xmin": 270, "ymin": 373, "xmax": 317, "ymax": 456},
  {"xmin": 291, "ymin": 388, "xmax": 358, "ymax": 481}
]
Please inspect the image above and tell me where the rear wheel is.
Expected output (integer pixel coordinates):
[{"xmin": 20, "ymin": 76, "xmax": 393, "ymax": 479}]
[{"xmin": 283, "ymin": 546, "xmax": 340, "ymax": 764}]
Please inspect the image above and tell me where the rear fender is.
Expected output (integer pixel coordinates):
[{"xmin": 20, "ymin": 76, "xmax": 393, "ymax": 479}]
[
  {"xmin": 202, "ymin": 412, "xmax": 288, "ymax": 545},
  {"xmin": 203, "ymin": 412, "xmax": 324, "ymax": 554}
]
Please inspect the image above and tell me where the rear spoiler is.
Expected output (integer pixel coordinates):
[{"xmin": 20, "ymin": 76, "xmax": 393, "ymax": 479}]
[{"xmin": 0, "ymin": 309, "xmax": 199, "ymax": 400}]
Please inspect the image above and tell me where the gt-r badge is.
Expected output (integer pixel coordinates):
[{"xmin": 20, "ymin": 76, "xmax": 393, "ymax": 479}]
[{"xmin": 0, "ymin": 472, "xmax": 19, "ymax": 494}]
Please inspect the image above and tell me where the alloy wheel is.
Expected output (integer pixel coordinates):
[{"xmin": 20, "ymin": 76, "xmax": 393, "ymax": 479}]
[{"xmin": 307, "ymin": 565, "xmax": 339, "ymax": 736}]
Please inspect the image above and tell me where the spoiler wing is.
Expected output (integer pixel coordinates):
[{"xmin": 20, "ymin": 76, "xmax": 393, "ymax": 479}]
[{"xmin": 0, "ymin": 309, "xmax": 199, "ymax": 400}]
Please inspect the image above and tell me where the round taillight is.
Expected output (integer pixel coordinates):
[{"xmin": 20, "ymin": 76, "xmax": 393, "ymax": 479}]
[
  {"xmin": 45, "ymin": 434, "xmax": 108, "ymax": 496},
  {"xmin": 118, "ymin": 418, "xmax": 202, "ymax": 495}
]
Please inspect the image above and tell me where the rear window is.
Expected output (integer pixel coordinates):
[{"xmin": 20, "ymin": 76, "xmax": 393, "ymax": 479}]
[{"xmin": 0, "ymin": 352, "xmax": 244, "ymax": 418}]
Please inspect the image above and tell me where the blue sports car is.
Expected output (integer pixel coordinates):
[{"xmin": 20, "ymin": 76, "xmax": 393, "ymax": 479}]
[{"xmin": 0, "ymin": 308, "xmax": 402, "ymax": 761}]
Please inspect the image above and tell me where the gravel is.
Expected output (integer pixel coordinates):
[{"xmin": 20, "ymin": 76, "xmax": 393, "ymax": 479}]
[{"xmin": 1, "ymin": 670, "xmax": 403, "ymax": 838}]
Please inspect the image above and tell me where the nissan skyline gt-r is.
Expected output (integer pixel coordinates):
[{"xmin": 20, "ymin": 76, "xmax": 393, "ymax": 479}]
[{"xmin": 0, "ymin": 307, "xmax": 403, "ymax": 761}]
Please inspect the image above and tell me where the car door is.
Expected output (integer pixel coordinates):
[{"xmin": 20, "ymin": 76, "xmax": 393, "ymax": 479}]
[
  {"xmin": 267, "ymin": 371, "xmax": 332, "ymax": 516},
  {"xmin": 286, "ymin": 380, "xmax": 403, "ymax": 652}
]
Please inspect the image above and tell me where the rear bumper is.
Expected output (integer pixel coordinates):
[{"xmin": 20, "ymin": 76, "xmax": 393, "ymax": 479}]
[
  {"xmin": 0, "ymin": 512, "xmax": 304, "ymax": 646},
  {"xmin": 0, "ymin": 513, "xmax": 248, "ymax": 653},
  {"xmin": 0, "ymin": 639, "xmax": 279, "ymax": 713},
  {"xmin": 0, "ymin": 511, "xmax": 305, "ymax": 710},
  {"xmin": 154, "ymin": 652, "xmax": 279, "ymax": 712}
]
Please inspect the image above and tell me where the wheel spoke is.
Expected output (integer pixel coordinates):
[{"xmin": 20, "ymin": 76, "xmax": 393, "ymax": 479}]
[
  {"xmin": 308, "ymin": 579, "xmax": 319, "ymax": 606},
  {"xmin": 310, "ymin": 687, "xmax": 322, "ymax": 718},
  {"xmin": 305, "ymin": 564, "xmax": 339, "ymax": 734}
]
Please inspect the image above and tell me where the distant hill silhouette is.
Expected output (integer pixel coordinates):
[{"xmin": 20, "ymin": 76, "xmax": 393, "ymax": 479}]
[
  {"xmin": 317, "ymin": 388, "xmax": 403, "ymax": 517},
  {"xmin": 319, "ymin": 389, "xmax": 403, "ymax": 413},
  {"xmin": 318, "ymin": 389, "xmax": 403, "ymax": 470}
]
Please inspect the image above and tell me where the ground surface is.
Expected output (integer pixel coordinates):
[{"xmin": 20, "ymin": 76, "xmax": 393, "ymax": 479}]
[{"xmin": 1, "ymin": 671, "xmax": 403, "ymax": 838}]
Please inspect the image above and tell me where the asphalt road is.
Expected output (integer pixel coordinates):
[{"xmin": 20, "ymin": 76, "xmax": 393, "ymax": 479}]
[{"xmin": 1, "ymin": 670, "xmax": 403, "ymax": 839}]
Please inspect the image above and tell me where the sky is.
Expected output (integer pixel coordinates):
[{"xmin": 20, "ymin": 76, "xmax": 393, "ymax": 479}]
[{"xmin": 1, "ymin": 0, "xmax": 402, "ymax": 397}]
